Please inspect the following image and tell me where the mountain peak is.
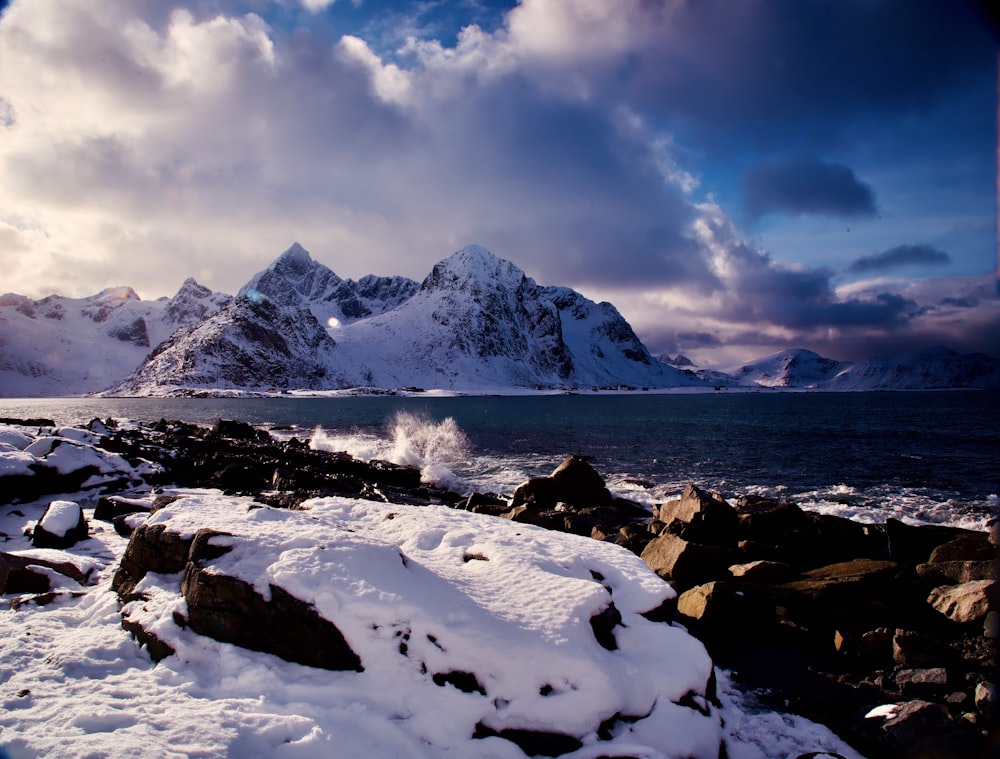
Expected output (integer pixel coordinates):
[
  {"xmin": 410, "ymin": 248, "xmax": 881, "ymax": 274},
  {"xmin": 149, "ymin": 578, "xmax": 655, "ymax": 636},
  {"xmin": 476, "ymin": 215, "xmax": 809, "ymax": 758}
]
[
  {"xmin": 272, "ymin": 242, "xmax": 314, "ymax": 273},
  {"xmin": 422, "ymin": 245, "xmax": 527, "ymax": 294}
]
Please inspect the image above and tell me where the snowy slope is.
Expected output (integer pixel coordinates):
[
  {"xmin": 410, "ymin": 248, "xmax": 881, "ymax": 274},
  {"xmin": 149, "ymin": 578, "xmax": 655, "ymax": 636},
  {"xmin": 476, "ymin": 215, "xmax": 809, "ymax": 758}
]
[{"xmin": 0, "ymin": 281, "xmax": 228, "ymax": 397}]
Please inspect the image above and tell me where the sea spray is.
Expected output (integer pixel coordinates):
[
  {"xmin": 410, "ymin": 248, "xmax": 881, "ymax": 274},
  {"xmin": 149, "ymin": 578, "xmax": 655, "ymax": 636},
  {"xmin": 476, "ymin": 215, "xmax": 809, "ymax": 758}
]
[
  {"xmin": 311, "ymin": 411, "xmax": 472, "ymax": 490},
  {"xmin": 387, "ymin": 411, "xmax": 470, "ymax": 489}
]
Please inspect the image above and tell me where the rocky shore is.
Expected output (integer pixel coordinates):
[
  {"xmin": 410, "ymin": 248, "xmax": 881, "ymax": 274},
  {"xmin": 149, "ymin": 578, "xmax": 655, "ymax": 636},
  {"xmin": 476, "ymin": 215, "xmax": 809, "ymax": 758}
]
[{"xmin": 2, "ymin": 416, "xmax": 996, "ymax": 758}]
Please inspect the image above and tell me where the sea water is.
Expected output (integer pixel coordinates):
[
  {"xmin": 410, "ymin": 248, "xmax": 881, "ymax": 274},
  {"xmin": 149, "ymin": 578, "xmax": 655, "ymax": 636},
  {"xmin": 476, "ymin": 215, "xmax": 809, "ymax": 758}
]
[{"xmin": 1, "ymin": 391, "xmax": 997, "ymax": 530}]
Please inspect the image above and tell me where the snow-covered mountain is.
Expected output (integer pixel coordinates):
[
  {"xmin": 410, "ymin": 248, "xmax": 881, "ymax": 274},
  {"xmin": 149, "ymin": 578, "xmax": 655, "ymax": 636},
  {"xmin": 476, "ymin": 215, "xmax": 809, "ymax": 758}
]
[
  {"xmin": 0, "ymin": 280, "xmax": 229, "ymax": 396},
  {"xmin": 4, "ymin": 243, "xmax": 999, "ymax": 396},
  {"xmin": 731, "ymin": 349, "xmax": 849, "ymax": 389},
  {"xmin": 825, "ymin": 345, "xmax": 1000, "ymax": 390},
  {"xmin": 717, "ymin": 345, "xmax": 1000, "ymax": 391},
  {"xmin": 114, "ymin": 244, "xmax": 696, "ymax": 394}
]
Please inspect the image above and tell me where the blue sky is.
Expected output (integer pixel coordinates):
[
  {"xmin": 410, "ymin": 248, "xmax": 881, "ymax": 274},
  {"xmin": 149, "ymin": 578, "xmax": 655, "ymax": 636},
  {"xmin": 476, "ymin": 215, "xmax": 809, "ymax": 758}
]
[{"xmin": 0, "ymin": 0, "xmax": 996, "ymax": 367}]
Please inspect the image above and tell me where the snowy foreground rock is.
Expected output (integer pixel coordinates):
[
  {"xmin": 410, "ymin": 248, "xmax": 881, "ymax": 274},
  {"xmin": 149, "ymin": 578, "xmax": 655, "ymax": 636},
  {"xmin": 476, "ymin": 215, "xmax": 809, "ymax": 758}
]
[
  {"xmin": 0, "ymin": 419, "xmax": 888, "ymax": 758},
  {"xmin": 114, "ymin": 493, "xmax": 723, "ymax": 758}
]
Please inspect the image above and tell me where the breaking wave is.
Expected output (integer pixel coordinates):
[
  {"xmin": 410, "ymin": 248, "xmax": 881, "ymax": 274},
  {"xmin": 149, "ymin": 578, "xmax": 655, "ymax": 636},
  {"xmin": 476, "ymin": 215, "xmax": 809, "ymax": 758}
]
[{"xmin": 311, "ymin": 411, "xmax": 471, "ymax": 490}]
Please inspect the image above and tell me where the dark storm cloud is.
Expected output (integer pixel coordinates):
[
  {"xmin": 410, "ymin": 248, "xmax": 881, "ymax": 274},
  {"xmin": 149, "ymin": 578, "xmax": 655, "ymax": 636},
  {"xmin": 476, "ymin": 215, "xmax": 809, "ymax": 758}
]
[
  {"xmin": 617, "ymin": 0, "xmax": 996, "ymax": 152},
  {"xmin": 848, "ymin": 244, "xmax": 951, "ymax": 274},
  {"xmin": 742, "ymin": 156, "xmax": 876, "ymax": 219}
]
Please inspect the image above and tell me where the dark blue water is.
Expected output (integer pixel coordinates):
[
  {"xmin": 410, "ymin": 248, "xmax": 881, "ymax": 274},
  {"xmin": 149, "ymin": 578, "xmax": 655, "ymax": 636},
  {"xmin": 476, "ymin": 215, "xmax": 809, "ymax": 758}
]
[{"xmin": 2, "ymin": 391, "xmax": 998, "ymax": 527}]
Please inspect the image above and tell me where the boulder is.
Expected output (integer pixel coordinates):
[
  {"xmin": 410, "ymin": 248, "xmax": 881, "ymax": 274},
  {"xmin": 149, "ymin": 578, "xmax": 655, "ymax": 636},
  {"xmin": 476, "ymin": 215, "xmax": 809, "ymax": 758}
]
[
  {"xmin": 916, "ymin": 560, "xmax": 995, "ymax": 585},
  {"xmin": 94, "ymin": 495, "xmax": 152, "ymax": 522},
  {"xmin": 884, "ymin": 518, "xmax": 973, "ymax": 566},
  {"xmin": 892, "ymin": 629, "xmax": 955, "ymax": 668},
  {"xmin": 640, "ymin": 532, "xmax": 734, "ymax": 588},
  {"xmin": 676, "ymin": 581, "xmax": 772, "ymax": 634},
  {"xmin": 0, "ymin": 551, "xmax": 89, "ymax": 594},
  {"xmin": 31, "ymin": 500, "xmax": 88, "ymax": 549},
  {"xmin": 113, "ymin": 521, "xmax": 197, "ymax": 600},
  {"xmin": 894, "ymin": 667, "xmax": 951, "ymax": 695},
  {"xmin": 927, "ymin": 580, "xmax": 998, "ymax": 624},
  {"xmin": 655, "ymin": 484, "xmax": 737, "ymax": 547},
  {"xmin": 927, "ymin": 533, "xmax": 997, "ymax": 564},
  {"xmin": 179, "ymin": 530, "xmax": 363, "ymax": 672},
  {"xmin": 510, "ymin": 456, "xmax": 612, "ymax": 510},
  {"xmin": 871, "ymin": 699, "xmax": 978, "ymax": 759},
  {"xmin": 771, "ymin": 560, "xmax": 912, "ymax": 636}
]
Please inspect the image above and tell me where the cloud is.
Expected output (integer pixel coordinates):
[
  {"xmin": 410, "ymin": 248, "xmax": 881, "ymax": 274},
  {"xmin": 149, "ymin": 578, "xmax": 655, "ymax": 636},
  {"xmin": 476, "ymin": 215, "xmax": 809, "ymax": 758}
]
[
  {"xmin": 847, "ymin": 244, "xmax": 951, "ymax": 274},
  {"xmin": 742, "ymin": 156, "xmax": 876, "ymax": 219},
  {"xmin": 0, "ymin": 0, "xmax": 993, "ymax": 368}
]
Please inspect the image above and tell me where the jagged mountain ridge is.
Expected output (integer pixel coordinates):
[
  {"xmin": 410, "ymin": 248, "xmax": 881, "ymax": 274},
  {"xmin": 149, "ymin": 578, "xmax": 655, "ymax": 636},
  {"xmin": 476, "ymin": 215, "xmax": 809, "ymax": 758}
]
[
  {"xmin": 3, "ymin": 244, "xmax": 998, "ymax": 396},
  {"xmin": 114, "ymin": 244, "xmax": 693, "ymax": 394},
  {"xmin": 0, "ymin": 281, "xmax": 229, "ymax": 396}
]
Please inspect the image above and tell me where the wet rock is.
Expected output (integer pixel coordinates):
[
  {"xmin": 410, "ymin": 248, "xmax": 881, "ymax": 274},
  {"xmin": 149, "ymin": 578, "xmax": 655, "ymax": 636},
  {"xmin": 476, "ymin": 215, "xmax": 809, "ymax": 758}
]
[{"xmin": 676, "ymin": 581, "xmax": 772, "ymax": 636}]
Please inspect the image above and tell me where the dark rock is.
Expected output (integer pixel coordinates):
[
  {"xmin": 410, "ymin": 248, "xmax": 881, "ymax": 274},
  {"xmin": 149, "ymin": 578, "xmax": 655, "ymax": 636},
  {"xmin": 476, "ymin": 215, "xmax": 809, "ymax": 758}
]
[
  {"xmin": 460, "ymin": 492, "xmax": 509, "ymax": 516},
  {"xmin": 894, "ymin": 667, "xmax": 951, "ymax": 695},
  {"xmin": 928, "ymin": 533, "xmax": 997, "ymax": 564},
  {"xmin": 892, "ymin": 629, "xmax": 955, "ymax": 668},
  {"xmin": 211, "ymin": 418, "xmax": 262, "ymax": 441},
  {"xmin": 472, "ymin": 723, "xmax": 582, "ymax": 757},
  {"xmin": 676, "ymin": 581, "xmax": 773, "ymax": 638},
  {"xmin": 113, "ymin": 522, "xmax": 197, "ymax": 600},
  {"xmin": 121, "ymin": 617, "xmax": 175, "ymax": 662},
  {"xmin": 873, "ymin": 699, "xmax": 979, "ymax": 759},
  {"xmin": 181, "ymin": 533, "xmax": 362, "ymax": 672},
  {"xmin": 432, "ymin": 671, "xmax": 486, "ymax": 695},
  {"xmin": 510, "ymin": 456, "xmax": 612, "ymax": 510},
  {"xmin": 1, "ymin": 551, "xmax": 88, "ymax": 594},
  {"xmin": 885, "ymin": 518, "xmax": 974, "ymax": 566},
  {"xmin": 589, "ymin": 602, "xmax": 622, "ymax": 650},
  {"xmin": 31, "ymin": 501, "xmax": 88, "ymax": 549},
  {"xmin": 916, "ymin": 560, "xmax": 995, "ymax": 585},
  {"xmin": 94, "ymin": 495, "xmax": 152, "ymax": 522},
  {"xmin": 772, "ymin": 560, "xmax": 911, "ymax": 637}
]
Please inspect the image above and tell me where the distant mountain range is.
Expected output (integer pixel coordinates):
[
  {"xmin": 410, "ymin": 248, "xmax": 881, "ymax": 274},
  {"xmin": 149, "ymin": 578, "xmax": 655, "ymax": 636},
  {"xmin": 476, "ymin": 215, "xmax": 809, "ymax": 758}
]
[{"xmin": 1, "ymin": 244, "xmax": 998, "ymax": 396}]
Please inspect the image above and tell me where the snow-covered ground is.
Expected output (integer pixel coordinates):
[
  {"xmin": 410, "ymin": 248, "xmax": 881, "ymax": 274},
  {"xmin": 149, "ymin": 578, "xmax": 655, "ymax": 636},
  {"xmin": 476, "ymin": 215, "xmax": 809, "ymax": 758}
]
[{"xmin": 0, "ymin": 422, "xmax": 863, "ymax": 758}]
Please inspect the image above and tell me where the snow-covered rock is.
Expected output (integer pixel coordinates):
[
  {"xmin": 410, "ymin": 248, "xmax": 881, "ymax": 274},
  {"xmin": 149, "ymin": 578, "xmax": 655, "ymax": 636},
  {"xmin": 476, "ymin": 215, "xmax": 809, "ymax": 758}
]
[
  {"xmin": 32, "ymin": 499, "xmax": 88, "ymax": 548},
  {"xmin": 118, "ymin": 492, "xmax": 725, "ymax": 757}
]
